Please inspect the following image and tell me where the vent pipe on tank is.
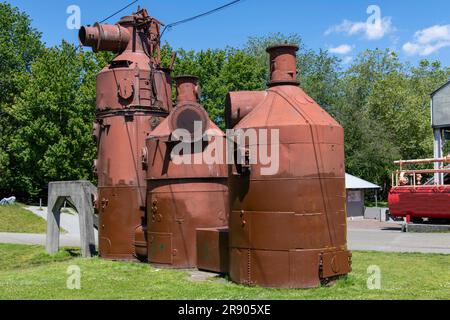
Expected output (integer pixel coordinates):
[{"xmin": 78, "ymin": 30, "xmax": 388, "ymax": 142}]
[
  {"xmin": 79, "ymin": 23, "xmax": 131, "ymax": 53},
  {"xmin": 170, "ymin": 75, "xmax": 208, "ymax": 142},
  {"xmin": 266, "ymin": 44, "xmax": 299, "ymax": 87},
  {"xmin": 174, "ymin": 75, "xmax": 200, "ymax": 105}
]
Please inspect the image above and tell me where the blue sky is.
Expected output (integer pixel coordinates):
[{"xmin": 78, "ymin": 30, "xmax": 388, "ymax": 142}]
[{"xmin": 5, "ymin": 0, "xmax": 450, "ymax": 66}]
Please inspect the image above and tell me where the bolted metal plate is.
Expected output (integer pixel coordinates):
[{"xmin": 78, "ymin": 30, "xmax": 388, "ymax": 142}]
[
  {"xmin": 196, "ymin": 227, "xmax": 229, "ymax": 274},
  {"xmin": 98, "ymin": 186, "xmax": 144, "ymax": 261},
  {"xmin": 148, "ymin": 232, "xmax": 173, "ymax": 265},
  {"xmin": 289, "ymin": 250, "xmax": 321, "ymax": 288},
  {"xmin": 321, "ymin": 250, "xmax": 352, "ymax": 278},
  {"xmin": 249, "ymin": 250, "xmax": 290, "ymax": 288},
  {"xmin": 118, "ymin": 76, "xmax": 134, "ymax": 100},
  {"xmin": 229, "ymin": 248, "xmax": 251, "ymax": 285},
  {"xmin": 147, "ymin": 182, "xmax": 229, "ymax": 268},
  {"xmin": 230, "ymin": 210, "xmax": 331, "ymax": 250},
  {"xmin": 229, "ymin": 248, "xmax": 323, "ymax": 289}
]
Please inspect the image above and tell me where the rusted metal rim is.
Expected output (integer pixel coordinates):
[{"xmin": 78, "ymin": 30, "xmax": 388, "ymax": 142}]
[
  {"xmin": 267, "ymin": 79, "xmax": 300, "ymax": 87},
  {"xmin": 266, "ymin": 44, "xmax": 299, "ymax": 53},
  {"xmin": 174, "ymin": 75, "xmax": 199, "ymax": 81}
]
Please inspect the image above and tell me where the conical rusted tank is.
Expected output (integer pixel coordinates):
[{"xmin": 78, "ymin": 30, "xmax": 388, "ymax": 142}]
[
  {"xmin": 80, "ymin": 8, "xmax": 172, "ymax": 261},
  {"xmin": 145, "ymin": 75, "xmax": 229, "ymax": 268},
  {"xmin": 226, "ymin": 45, "xmax": 351, "ymax": 288}
]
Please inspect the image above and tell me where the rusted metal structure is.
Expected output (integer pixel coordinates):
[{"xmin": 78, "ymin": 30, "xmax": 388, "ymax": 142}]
[
  {"xmin": 225, "ymin": 45, "xmax": 351, "ymax": 288},
  {"xmin": 145, "ymin": 75, "xmax": 229, "ymax": 268},
  {"xmin": 389, "ymin": 157, "xmax": 450, "ymax": 222},
  {"xmin": 82, "ymin": 6, "xmax": 352, "ymax": 288},
  {"xmin": 79, "ymin": 8, "xmax": 173, "ymax": 260}
]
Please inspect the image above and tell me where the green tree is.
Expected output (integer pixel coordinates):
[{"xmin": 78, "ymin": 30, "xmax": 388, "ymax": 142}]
[
  {"xmin": 161, "ymin": 34, "xmax": 342, "ymax": 128},
  {"xmin": 0, "ymin": 2, "xmax": 43, "ymax": 196},
  {"xmin": 5, "ymin": 43, "xmax": 109, "ymax": 198},
  {"xmin": 0, "ymin": 2, "xmax": 43, "ymax": 105},
  {"xmin": 335, "ymin": 49, "xmax": 406, "ymax": 193},
  {"xmin": 1, "ymin": 3, "xmax": 448, "ymax": 202},
  {"xmin": 162, "ymin": 44, "xmax": 266, "ymax": 128},
  {"xmin": 336, "ymin": 49, "xmax": 450, "ymax": 195}
]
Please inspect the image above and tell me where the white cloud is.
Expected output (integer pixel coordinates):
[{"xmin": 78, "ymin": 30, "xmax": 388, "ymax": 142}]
[
  {"xmin": 402, "ymin": 24, "xmax": 450, "ymax": 56},
  {"xmin": 325, "ymin": 17, "xmax": 394, "ymax": 40},
  {"xmin": 329, "ymin": 44, "xmax": 354, "ymax": 55}
]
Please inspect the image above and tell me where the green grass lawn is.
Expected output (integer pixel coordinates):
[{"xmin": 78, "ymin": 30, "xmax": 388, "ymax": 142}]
[
  {"xmin": 0, "ymin": 244, "xmax": 449, "ymax": 300},
  {"xmin": 0, "ymin": 204, "xmax": 48, "ymax": 234}
]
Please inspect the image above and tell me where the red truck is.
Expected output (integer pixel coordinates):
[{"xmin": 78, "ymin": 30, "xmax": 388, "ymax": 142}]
[{"xmin": 388, "ymin": 157, "xmax": 450, "ymax": 223}]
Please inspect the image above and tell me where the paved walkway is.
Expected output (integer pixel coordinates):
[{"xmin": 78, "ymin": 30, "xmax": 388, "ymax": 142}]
[
  {"xmin": 347, "ymin": 227, "xmax": 450, "ymax": 254},
  {"xmin": 0, "ymin": 232, "xmax": 94, "ymax": 247},
  {"xmin": 26, "ymin": 206, "xmax": 82, "ymax": 235},
  {"xmin": 0, "ymin": 206, "xmax": 99, "ymax": 247},
  {"xmin": 0, "ymin": 212, "xmax": 448, "ymax": 254}
]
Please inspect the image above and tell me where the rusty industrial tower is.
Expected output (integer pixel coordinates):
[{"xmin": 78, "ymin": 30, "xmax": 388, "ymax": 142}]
[{"xmin": 79, "ymin": 7, "xmax": 351, "ymax": 289}]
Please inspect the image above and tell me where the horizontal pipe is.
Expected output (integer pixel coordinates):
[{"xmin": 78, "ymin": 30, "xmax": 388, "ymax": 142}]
[
  {"xmin": 394, "ymin": 156, "xmax": 450, "ymax": 165},
  {"xmin": 225, "ymin": 91, "xmax": 267, "ymax": 128},
  {"xmin": 79, "ymin": 23, "xmax": 130, "ymax": 53},
  {"xmin": 395, "ymin": 169, "xmax": 450, "ymax": 174}
]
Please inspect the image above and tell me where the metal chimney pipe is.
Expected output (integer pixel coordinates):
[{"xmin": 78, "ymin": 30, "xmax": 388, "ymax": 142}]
[
  {"xmin": 266, "ymin": 44, "xmax": 299, "ymax": 87},
  {"xmin": 79, "ymin": 23, "xmax": 131, "ymax": 53},
  {"xmin": 174, "ymin": 75, "xmax": 199, "ymax": 105},
  {"xmin": 170, "ymin": 75, "xmax": 209, "ymax": 141}
]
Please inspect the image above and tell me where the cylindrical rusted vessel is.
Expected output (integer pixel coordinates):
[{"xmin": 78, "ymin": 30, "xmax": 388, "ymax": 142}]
[
  {"xmin": 82, "ymin": 8, "xmax": 172, "ymax": 261},
  {"xmin": 145, "ymin": 76, "xmax": 229, "ymax": 268},
  {"xmin": 226, "ymin": 45, "xmax": 351, "ymax": 288}
]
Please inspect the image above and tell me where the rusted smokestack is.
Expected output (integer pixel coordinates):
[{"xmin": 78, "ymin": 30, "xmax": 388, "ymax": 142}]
[
  {"xmin": 266, "ymin": 44, "xmax": 299, "ymax": 87},
  {"xmin": 146, "ymin": 72, "xmax": 229, "ymax": 268},
  {"xmin": 79, "ymin": 23, "xmax": 131, "ymax": 53},
  {"xmin": 175, "ymin": 75, "xmax": 199, "ymax": 105},
  {"xmin": 170, "ymin": 75, "xmax": 208, "ymax": 142}
]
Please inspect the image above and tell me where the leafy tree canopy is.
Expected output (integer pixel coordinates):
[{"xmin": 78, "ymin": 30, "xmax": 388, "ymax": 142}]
[{"xmin": 1, "ymin": 3, "xmax": 450, "ymax": 200}]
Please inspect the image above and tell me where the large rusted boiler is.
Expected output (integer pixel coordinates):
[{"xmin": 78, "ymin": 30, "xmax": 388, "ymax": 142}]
[
  {"xmin": 226, "ymin": 45, "xmax": 351, "ymax": 288},
  {"xmin": 145, "ymin": 76, "xmax": 229, "ymax": 268},
  {"xmin": 81, "ymin": 6, "xmax": 351, "ymax": 289},
  {"xmin": 80, "ymin": 8, "xmax": 172, "ymax": 261}
]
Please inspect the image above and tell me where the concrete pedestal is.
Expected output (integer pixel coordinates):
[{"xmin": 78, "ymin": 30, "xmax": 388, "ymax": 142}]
[{"xmin": 46, "ymin": 181, "xmax": 97, "ymax": 257}]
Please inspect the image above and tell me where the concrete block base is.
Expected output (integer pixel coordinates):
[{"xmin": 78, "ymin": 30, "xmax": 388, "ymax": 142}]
[
  {"xmin": 46, "ymin": 181, "xmax": 97, "ymax": 257},
  {"xmin": 402, "ymin": 223, "xmax": 450, "ymax": 233}
]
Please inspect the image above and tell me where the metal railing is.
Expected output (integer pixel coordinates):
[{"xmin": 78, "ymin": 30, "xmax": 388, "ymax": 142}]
[{"xmin": 392, "ymin": 156, "xmax": 450, "ymax": 187}]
